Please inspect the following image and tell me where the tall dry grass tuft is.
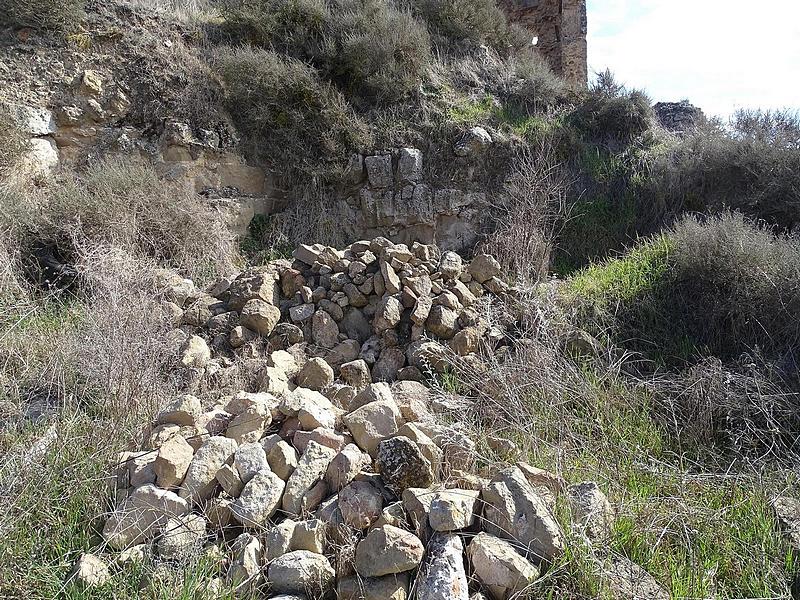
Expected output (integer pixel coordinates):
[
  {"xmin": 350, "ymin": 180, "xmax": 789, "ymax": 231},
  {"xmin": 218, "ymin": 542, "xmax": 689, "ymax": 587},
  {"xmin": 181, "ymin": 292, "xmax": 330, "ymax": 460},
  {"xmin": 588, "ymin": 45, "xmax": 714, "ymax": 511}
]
[
  {"xmin": 646, "ymin": 357, "xmax": 800, "ymax": 463},
  {"xmin": 259, "ymin": 182, "xmax": 352, "ymax": 252},
  {"xmin": 0, "ymin": 242, "xmax": 181, "ymax": 596},
  {"xmin": 482, "ymin": 137, "xmax": 570, "ymax": 286},
  {"xmin": 0, "ymin": 157, "xmax": 238, "ymax": 285}
]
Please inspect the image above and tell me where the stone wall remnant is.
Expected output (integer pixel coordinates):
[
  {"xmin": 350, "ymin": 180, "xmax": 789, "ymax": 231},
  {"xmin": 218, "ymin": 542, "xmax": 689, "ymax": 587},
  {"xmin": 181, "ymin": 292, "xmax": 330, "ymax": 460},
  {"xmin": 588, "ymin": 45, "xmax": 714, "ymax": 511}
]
[
  {"xmin": 498, "ymin": 0, "xmax": 588, "ymax": 86},
  {"xmin": 654, "ymin": 101, "xmax": 707, "ymax": 134}
]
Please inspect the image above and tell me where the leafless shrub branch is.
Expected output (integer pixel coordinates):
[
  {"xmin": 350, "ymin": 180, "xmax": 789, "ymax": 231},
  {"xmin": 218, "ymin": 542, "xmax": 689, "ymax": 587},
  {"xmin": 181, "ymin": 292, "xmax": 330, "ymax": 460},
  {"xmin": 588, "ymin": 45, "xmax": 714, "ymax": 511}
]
[{"xmin": 482, "ymin": 137, "xmax": 572, "ymax": 286}]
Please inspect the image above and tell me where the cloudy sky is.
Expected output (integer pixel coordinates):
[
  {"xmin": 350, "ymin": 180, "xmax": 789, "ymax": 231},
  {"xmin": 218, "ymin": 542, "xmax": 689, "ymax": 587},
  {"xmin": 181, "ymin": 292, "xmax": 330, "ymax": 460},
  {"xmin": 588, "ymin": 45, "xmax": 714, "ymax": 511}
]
[{"xmin": 587, "ymin": 0, "xmax": 800, "ymax": 118}]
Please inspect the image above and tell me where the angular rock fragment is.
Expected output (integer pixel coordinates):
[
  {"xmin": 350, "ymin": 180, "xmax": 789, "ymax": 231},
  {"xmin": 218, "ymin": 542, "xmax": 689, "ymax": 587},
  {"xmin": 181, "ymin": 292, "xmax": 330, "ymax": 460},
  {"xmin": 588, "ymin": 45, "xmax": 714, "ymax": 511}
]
[
  {"xmin": 568, "ymin": 481, "xmax": 615, "ymax": 542},
  {"xmin": 481, "ymin": 467, "xmax": 564, "ymax": 563},
  {"xmin": 282, "ymin": 441, "xmax": 337, "ymax": 516},
  {"xmin": 234, "ymin": 441, "xmax": 269, "ymax": 483},
  {"xmin": 67, "ymin": 553, "xmax": 111, "ymax": 588},
  {"xmin": 339, "ymin": 480, "xmax": 384, "ymax": 529},
  {"xmin": 215, "ymin": 463, "xmax": 244, "ymax": 497},
  {"xmin": 416, "ymin": 533, "xmax": 469, "ymax": 600},
  {"xmin": 290, "ymin": 518, "xmax": 327, "ymax": 554},
  {"xmin": 240, "ymin": 299, "xmax": 281, "ymax": 336},
  {"xmin": 355, "ymin": 525, "xmax": 424, "ymax": 578},
  {"xmin": 268, "ymin": 550, "xmax": 335, "ymax": 596},
  {"xmin": 265, "ymin": 519, "xmax": 297, "ymax": 561},
  {"xmin": 268, "ymin": 440, "xmax": 300, "ymax": 480},
  {"xmin": 297, "ymin": 357, "xmax": 335, "ymax": 391},
  {"xmin": 429, "ymin": 488, "xmax": 479, "ymax": 531},
  {"xmin": 157, "ymin": 394, "xmax": 201, "ymax": 426},
  {"xmin": 232, "ymin": 468, "xmax": 285, "ymax": 527},
  {"xmin": 325, "ymin": 443, "xmax": 371, "ymax": 491},
  {"xmin": 157, "ymin": 514, "xmax": 207, "ymax": 561},
  {"xmin": 227, "ymin": 533, "xmax": 262, "ymax": 592},
  {"xmin": 343, "ymin": 399, "xmax": 404, "ymax": 457},
  {"xmin": 376, "ymin": 435, "xmax": 434, "ymax": 495},
  {"xmin": 337, "ymin": 573, "xmax": 410, "ymax": 600},
  {"xmin": 180, "ymin": 436, "xmax": 238, "ymax": 504},
  {"xmin": 467, "ymin": 532, "xmax": 539, "ymax": 600},
  {"xmin": 103, "ymin": 484, "xmax": 190, "ymax": 549}
]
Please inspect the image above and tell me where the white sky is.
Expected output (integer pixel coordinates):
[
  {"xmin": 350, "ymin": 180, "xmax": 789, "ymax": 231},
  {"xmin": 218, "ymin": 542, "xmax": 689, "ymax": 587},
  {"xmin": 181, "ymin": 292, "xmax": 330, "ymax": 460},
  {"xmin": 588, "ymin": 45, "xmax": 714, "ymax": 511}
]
[{"xmin": 587, "ymin": 0, "xmax": 800, "ymax": 118}]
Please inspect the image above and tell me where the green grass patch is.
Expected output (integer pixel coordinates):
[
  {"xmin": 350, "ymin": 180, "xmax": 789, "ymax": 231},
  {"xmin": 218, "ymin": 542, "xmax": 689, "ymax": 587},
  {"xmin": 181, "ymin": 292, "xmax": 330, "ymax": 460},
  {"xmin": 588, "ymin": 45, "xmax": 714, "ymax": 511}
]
[
  {"xmin": 554, "ymin": 193, "xmax": 641, "ymax": 275},
  {"xmin": 446, "ymin": 94, "xmax": 495, "ymax": 125},
  {"xmin": 0, "ymin": 416, "xmax": 131, "ymax": 598},
  {"xmin": 5, "ymin": 297, "xmax": 84, "ymax": 335},
  {"xmin": 567, "ymin": 234, "xmax": 673, "ymax": 304},
  {"xmin": 446, "ymin": 93, "xmax": 566, "ymax": 139}
]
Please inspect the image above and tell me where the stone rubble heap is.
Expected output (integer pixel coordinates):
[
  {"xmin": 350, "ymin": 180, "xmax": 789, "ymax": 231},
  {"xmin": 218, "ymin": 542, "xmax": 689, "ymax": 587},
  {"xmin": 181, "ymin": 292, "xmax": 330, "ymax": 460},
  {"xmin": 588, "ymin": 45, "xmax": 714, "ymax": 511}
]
[
  {"xmin": 167, "ymin": 237, "xmax": 513, "ymax": 395},
  {"xmin": 72, "ymin": 238, "xmax": 666, "ymax": 598}
]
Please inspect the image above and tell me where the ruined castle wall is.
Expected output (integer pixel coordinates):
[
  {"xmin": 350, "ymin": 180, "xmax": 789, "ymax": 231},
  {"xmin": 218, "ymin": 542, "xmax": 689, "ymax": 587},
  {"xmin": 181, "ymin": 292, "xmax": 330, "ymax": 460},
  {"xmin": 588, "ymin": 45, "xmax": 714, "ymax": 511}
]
[{"xmin": 499, "ymin": 0, "xmax": 588, "ymax": 87}]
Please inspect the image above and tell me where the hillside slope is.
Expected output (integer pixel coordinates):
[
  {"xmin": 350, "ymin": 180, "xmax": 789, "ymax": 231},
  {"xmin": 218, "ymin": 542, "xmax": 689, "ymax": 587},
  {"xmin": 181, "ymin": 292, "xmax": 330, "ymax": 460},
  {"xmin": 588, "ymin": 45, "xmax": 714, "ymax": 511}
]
[{"xmin": 2, "ymin": 0, "xmax": 800, "ymax": 598}]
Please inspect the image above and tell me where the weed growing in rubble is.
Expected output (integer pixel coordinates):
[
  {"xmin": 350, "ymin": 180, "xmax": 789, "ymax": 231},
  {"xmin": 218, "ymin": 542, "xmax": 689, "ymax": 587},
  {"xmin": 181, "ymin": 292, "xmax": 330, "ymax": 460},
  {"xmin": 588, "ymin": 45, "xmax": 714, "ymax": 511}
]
[{"xmin": 0, "ymin": 111, "xmax": 30, "ymax": 180}]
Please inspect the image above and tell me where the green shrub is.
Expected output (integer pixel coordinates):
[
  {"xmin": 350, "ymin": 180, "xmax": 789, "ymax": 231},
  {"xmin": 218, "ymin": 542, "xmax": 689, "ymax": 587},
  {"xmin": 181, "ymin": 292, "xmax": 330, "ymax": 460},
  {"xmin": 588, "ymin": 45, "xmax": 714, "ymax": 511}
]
[
  {"xmin": 123, "ymin": 38, "xmax": 231, "ymax": 136},
  {"xmin": 320, "ymin": 0, "xmax": 432, "ymax": 103},
  {"xmin": 571, "ymin": 70, "xmax": 655, "ymax": 147},
  {"xmin": 218, "ymin": 0, "xmax": 329, "ymax": 55},
  {"xmin": 503, "ymin": 49, "xmax": 567, "ymax": 112},
  {"xmin": 219, "ymin": 0, "xmax": 432, "ymax": 104},
  {"xmin": 0, "ymin": 0, "xmax": 84, "ymax": 32},
  {"xmin": 651, "ymin": 109, "xmax": 800, "ymax": 230},
  {"xmin": 213, "ymin": 46, "xmax": 372, "ymax": 179},
  {"xmin": 413, "ymin": 0, "xmax": 512, "ymax": 49},
  {"xmin": 570, "ymin": 212, "xmax": 800, "ymax": 367}
]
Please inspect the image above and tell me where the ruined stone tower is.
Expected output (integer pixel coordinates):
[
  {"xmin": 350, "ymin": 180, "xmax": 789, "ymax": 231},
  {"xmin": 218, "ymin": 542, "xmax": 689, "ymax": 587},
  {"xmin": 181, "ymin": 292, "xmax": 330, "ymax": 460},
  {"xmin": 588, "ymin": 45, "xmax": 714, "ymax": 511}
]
[{"xmin": 499, "ymin": 0, "xmax": 588, "ymax": 86}]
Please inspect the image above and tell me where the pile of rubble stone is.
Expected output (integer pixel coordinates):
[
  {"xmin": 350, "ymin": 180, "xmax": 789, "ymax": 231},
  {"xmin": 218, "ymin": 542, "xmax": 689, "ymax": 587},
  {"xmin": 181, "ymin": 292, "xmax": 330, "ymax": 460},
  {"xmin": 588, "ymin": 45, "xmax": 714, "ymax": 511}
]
[
  {"xmin": 167, "ymin": 236, "xmax": 514, "ymax": 388},
  {"xmin": 68, "ymin": 238, "xmax": 665, "ymax": 599}
]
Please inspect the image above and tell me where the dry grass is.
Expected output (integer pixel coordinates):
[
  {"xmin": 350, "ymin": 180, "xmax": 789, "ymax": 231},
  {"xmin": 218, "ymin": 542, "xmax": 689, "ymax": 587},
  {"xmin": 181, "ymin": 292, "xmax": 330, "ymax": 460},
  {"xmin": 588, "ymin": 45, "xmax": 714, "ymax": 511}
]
[
  {"xmin": 0, "ymin": 157, "xmax": 240, "ymax": 595},
  {"xmin": 0, "ymin": 240, "xmax": 180, "ymax": 597},
  {"xmin": 127, "ymin": 0, "xmax": 217, "ymax": 22},
  {"xmin": 0, "ymin": 0, "xmax": 84, "ymax": 32},
  {"xmin": 0, "ymin": 158, "xmax": 238, "ymax": 285},
  {"xmin": 435, "ymin": 287, "xmax": 797, "ymax": 597},
  {"xmin": 481, "ymin": 137, "xmax": 571, "ymax": 285}
]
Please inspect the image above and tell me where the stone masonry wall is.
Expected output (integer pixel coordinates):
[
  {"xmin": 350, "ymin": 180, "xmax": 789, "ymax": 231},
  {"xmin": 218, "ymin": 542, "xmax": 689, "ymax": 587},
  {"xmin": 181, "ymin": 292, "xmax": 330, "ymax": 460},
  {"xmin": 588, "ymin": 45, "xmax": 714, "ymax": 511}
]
[{"xmin": 499, "ymin": 0, "xmax": 588, "ymax": 86}]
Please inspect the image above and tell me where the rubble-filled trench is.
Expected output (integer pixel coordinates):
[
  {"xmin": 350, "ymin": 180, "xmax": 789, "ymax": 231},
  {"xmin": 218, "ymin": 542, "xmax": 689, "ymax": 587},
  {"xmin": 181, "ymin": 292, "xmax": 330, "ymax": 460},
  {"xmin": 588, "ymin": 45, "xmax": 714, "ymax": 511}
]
[{"xmin": 69, "ymin": 237, "xmax": 659, "ymax": 599}]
